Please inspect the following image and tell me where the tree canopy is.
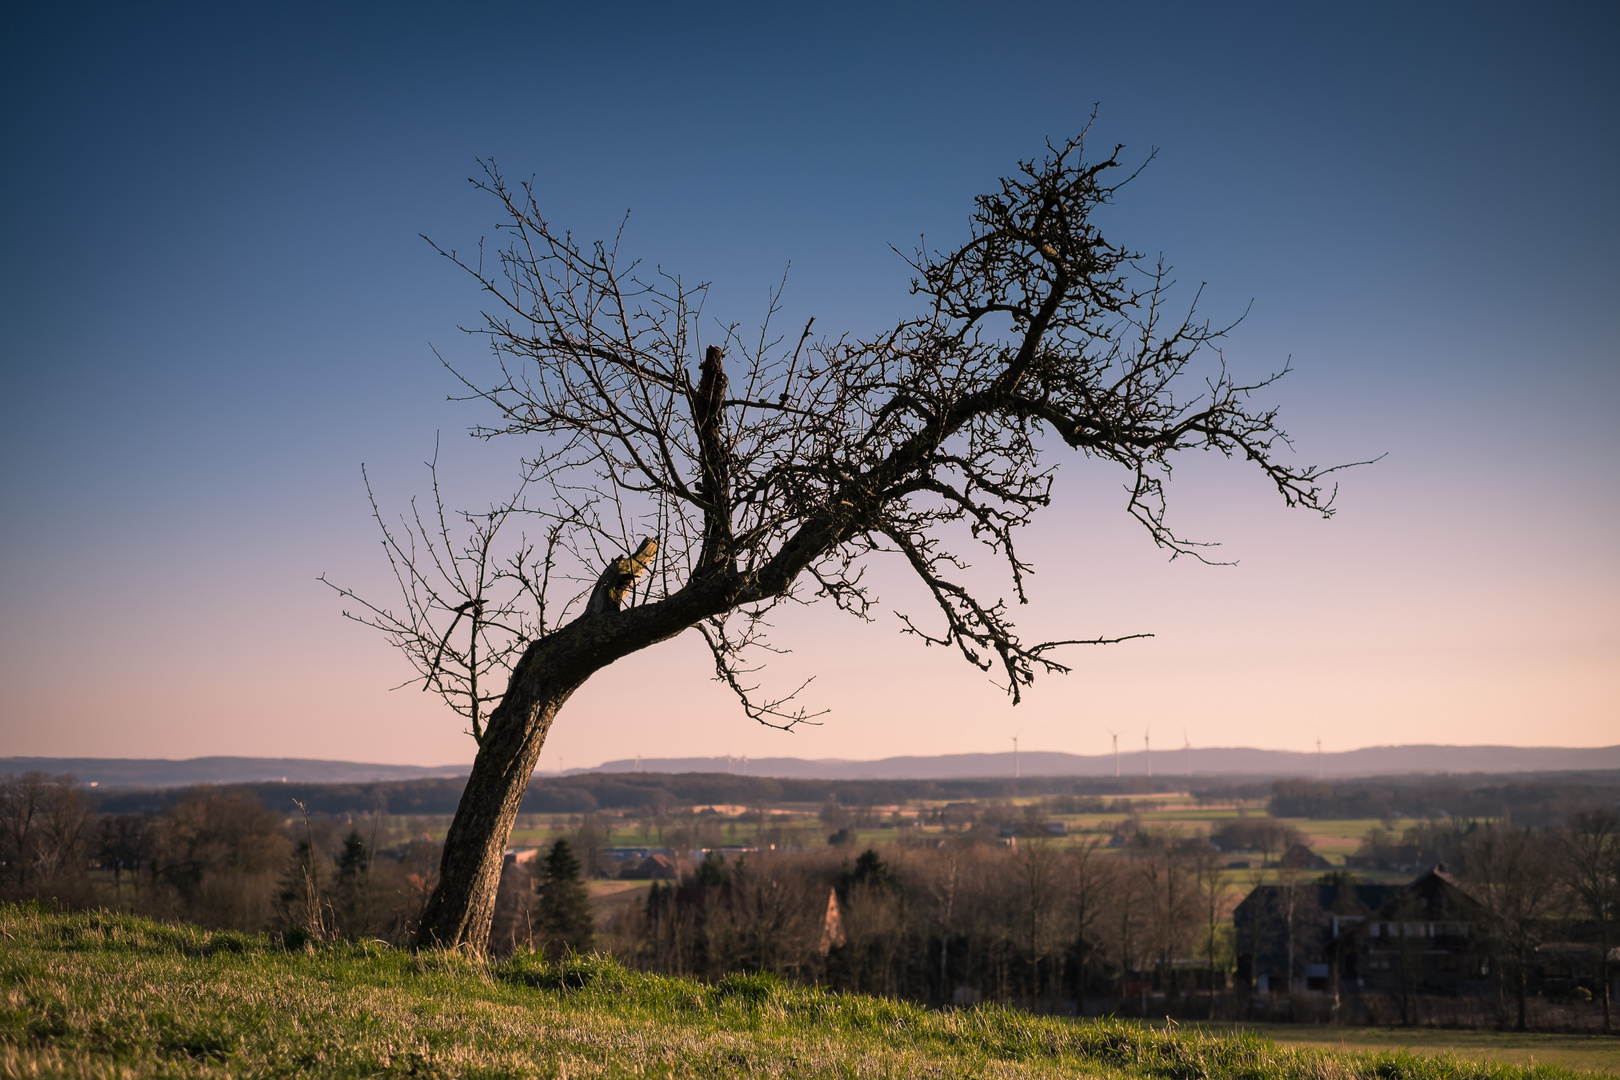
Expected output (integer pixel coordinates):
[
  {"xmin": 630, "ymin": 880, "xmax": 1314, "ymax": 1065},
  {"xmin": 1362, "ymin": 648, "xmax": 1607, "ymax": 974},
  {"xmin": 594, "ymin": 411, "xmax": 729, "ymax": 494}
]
[{"xmin": 327, "ymin": 124, "xmax": 1355, "ymax": 951}]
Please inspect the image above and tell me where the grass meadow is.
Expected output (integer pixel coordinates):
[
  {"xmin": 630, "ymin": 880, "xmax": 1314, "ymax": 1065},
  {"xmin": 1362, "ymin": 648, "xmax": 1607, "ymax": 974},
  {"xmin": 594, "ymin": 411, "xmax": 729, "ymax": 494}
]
[
  {"xmin": 2, "ymin": 904, "xmax": 1613, "ymax": 1080},
  {"xmin": 1191, "ymin": 1026, "xmax": 1618, "ymax": 1076}
]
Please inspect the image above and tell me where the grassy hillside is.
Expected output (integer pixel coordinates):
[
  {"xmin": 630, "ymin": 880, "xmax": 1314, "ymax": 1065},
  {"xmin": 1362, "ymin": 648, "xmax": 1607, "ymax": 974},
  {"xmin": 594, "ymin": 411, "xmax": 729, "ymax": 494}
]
[{"xmin": 0, "ymin": 905, "xmax": 1608, "ymax": 1080}]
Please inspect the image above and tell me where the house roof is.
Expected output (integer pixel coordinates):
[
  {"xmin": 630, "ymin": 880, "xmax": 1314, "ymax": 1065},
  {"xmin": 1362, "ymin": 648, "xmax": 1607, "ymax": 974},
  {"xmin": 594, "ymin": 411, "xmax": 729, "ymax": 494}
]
[
  {"xmin": 1235, "ymin": 862, "xmax": 1493, "ymax": 926},
  {"xmin": 1234, "ymin": 880, "xmax": 1400, "ymax": 921},
  {"xmin": 1361, "ymin": 865, "xmax": 1484, "ymax": 920},
  {"xmin": 1277, "ymin": 844, "xmax": 1333, "ymax": 870}
]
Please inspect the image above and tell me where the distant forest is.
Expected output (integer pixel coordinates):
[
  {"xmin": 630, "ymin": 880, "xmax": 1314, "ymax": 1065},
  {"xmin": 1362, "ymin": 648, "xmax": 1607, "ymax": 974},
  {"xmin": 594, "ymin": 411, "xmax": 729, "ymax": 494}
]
[{"xmin": 89, "ymin": 770, "xmax": 1620, "ymax": 826}]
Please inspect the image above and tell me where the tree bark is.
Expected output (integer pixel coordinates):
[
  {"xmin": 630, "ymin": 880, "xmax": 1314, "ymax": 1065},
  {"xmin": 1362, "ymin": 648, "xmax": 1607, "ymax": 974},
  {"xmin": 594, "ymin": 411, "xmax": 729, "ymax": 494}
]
[
  {"xmin": 414, "ymin": 672, "xmax": 577, "ymax": 952},
  {"xmin": 414, "ymin": 539, "xmax": 666, "ymax": 953}
]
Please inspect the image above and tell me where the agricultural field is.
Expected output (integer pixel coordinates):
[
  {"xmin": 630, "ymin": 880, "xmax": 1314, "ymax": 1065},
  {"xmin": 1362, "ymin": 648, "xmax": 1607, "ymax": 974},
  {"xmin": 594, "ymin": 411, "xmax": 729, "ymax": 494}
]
[
  {"xmin": 363, "ymin": 791, "xmax": 1449, "ymax": 931},
  {"xmin": 402, "ymin": 792, "xmax": 1417, "ymax": 889}
]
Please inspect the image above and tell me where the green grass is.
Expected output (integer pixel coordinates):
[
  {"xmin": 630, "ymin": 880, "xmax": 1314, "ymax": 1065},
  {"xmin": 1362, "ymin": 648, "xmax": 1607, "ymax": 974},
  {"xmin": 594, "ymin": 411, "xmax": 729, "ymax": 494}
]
[
  {"xmin": 2, "ymin": 905, "xmax": 1611, "ymax": 1079},
  {"xmin": 1191, "ymin": 1026, "xmax": 1619, "ymax": 1076}
]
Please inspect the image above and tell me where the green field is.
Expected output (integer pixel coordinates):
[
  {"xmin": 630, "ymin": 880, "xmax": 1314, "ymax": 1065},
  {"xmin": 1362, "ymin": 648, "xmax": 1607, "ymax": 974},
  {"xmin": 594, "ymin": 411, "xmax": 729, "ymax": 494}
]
[
  {"xmin": 2, "ymin": 904, "xmax": 1613, "ymax": 1079},
  {"xmin": 1194, "ymin": 1024, "xmax": 1620, "ymax": 1076},
  {"xmin": 419, "ymin": 798, "xmax": 1435, "ymax": 910},
  {"xmin": 481, "ymin": 797, "xmax": 1414, "ymax": 855},
  {"xmin": 389, "ymin": 798, "xmax": 1451, "ymax": 919},
  {"xmin": 374, "ymin": 795, "xmax": 1452, "ymax": 926}
]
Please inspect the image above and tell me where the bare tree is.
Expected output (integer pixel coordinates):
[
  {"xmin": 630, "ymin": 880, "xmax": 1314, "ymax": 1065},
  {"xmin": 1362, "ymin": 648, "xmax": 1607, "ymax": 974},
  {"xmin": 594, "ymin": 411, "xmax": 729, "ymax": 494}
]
[
  {"xmin": 149, "ymin": 791, "xmax": 292, "ymax": 932},
  {"xmin": 0, "ymin": 773, "xmax": 90, "ymax": 891},
  {"xmin": 1557, "ymin": 809, "xmax": 1619, "ymax": 1033},
  {"xmin": 1459, "ymin": 825, "xmax": 1564, "ymax": 1032},
  {"xmin": 0, "ymin": 772, "xmax": 49, "ymax": 888},
  {"xmin": 1190, "ymin": 841, "xmax": 1231, "ymax": 1018},
  {"xmin": 1068, "ymin": 837, "xmax": 1113, "ymax": 998},
  {"xmin": 95, "ymin": 813, "xmax": 151, "ymax": 904},
  {"xmin": 1137, "ymin": 839, "xmax": 1198, "ymax": 1000},
  {"xmin": 335, "ymin": 126, "xmax": 1356, "ymax": 952},
  {"xmin": 1014, "ymin": 838, "xmax": 1061, "ymax": 999},
  {"xmin": 925, "ymin": 849, "xmax": 959, "ymax": 1002},
  {"xmin": 33, "ymin": 778, "xmax": 93, "ymax": 883}
]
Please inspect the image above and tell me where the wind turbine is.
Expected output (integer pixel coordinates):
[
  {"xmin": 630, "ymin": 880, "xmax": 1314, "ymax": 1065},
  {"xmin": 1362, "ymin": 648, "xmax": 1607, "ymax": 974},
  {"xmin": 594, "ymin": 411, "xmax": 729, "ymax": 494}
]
[
  {"xmin": 1011, "ymin": 733, "xmax": 1021, "ymax": 779},
  {"xmin": 1144, "ymin": 727, "xmax": 1152, "ymax": 778},
  {"xmin": 1107, "ymin": 728, "xmax": 1120, "ymax": 778},
  {"xmin": 1184, "ymin": 728, "xmax": 1192, "ymax": 779},
  {"xmin": 1316, "ymin": 736, "xmax": 1323, "ymax": 782}
]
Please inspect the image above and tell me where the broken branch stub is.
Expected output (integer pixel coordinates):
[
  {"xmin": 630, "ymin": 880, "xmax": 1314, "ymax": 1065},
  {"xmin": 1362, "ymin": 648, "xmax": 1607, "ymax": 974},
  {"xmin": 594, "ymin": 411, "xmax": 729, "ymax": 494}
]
[{"xmin": 585, "ymin": 538, "xmax": 658, "ymax": 616}]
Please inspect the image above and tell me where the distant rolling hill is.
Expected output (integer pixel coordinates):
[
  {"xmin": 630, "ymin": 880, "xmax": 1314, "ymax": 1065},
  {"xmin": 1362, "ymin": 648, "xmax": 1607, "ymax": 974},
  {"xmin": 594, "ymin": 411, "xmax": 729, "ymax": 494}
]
[
  {"xmin": 7, "ymin": 744, "xmax": 1620, "ymax": 788},
  {"xmin": 0, "ymin": 756, "xmax": 469, "ymax": 788},
  {"xmin": 583, "ymin": 744, "xmax": 1620, "ymax": 780}
]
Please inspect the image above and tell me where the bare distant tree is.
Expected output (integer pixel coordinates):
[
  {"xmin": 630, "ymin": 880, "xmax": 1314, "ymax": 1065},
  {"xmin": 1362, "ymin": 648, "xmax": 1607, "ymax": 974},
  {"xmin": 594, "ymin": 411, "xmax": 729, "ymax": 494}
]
[
  {"xmin": 95, "ymin": 813, "xmax": 151, "ymax": 904},
  {"xmin": 1068, "ymin": 837, "xmax": 1114, "ymax": 996},
  {"xmin": 0, "ymin": 773, "xmax": 90, "ymax": 890},
  {"xmin": 33, "ymin": 777, "xmax": 93, "ymax": 881},
  {"xmin": 1137, "ymin": 840, "xmax": 1198, "ymax": 997},
  {"xmin": 0, "ymin": 772, "xmax": 49, "ymax": 888},
  {"xmin": 1189, "ymin": 841, "xmax": 1230, "ymax": 1018},
  {"xmin": 1556, "ymin": 809, "xmax": 1620, "ymax": 1032},
  {"xmin": 925, "ymin": 849, "xmax": 959, "ymax": 1001},
  {"xmin": 331, "ymin": 124, "xmax": 1359, "ymax": 952},
  {"xmin": 1014, "ymin": 838, "xmax": 1062, "ymax": 998},
  {"xmin": 1459, "ymin": 825, "xmax": 1565, "ymax": 1032}
]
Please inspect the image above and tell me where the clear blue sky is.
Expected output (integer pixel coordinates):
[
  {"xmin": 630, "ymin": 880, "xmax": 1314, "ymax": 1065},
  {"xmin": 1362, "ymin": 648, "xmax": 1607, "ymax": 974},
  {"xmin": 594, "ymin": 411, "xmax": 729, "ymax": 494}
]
[{"xmin": 1, "ymin": 2, "xmax": 1615, "ymax": 768}]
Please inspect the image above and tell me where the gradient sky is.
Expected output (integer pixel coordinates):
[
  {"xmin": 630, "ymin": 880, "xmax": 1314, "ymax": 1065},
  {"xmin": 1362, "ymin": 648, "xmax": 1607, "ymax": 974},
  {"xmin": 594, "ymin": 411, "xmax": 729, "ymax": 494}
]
[{"xmin": 1, "ymin": 3, "xmax": 1615, "ymax": 770}]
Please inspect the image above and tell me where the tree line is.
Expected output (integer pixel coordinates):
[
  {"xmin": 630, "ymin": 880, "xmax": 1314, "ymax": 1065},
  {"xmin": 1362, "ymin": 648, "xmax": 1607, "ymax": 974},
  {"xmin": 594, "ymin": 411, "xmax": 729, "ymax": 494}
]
[
  {"xmin": 503, "ymin": 827, "xmax": 1235, "ymax": 1013},
  {"xmin": 503, "ymin": 812, "xmax": 1620, "ymax": 1028},
  {"xmin": 9, "ymin": 768, "xmax": 1617, "ymax": 1029},
  {"xmin": 85, "ymin": 770, "xmax": 1620, "ymax": 824},
  {"xmin": 1270, "ymin": 775, "xmax": 1620, "ymax": 827},
  {"xmin": 0, "ymin": 772, "xmax": 439, "ymax": 942},
  {"xmin": 90, "ymin": 772, "xmax": 1186, "ymax": 818}
]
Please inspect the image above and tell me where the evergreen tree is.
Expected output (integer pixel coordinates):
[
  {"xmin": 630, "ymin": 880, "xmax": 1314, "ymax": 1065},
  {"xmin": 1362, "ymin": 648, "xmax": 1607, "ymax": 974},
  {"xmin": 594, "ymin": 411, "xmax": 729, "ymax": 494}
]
[
  {"xmin": 335, "ymin": 829, "xmax": 377, "ymax": 938},
  {"xmin": 695, "ymin": 850, "xmax": 729, "ymax": 887},
  {"xmin": 840, "ymin": 849, "xmax": 900, "ymax": 896},
  {"xmin": 535, "ymin": 839, "xmax": 593, "ymax": 957},
  {"xmin": 338, "ymin": 829, "xmax": 370, "ymax": 877}
]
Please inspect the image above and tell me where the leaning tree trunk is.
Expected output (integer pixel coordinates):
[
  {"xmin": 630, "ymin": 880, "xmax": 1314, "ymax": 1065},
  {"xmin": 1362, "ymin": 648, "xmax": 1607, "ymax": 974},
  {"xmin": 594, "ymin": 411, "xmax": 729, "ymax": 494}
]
[
  {"xmin": 413, "ymin": 678, "xmax": 577, "ymax": 952},
  {"xmin": 414, "ymin": 539, "xmax": 663, "ymax": 953}
]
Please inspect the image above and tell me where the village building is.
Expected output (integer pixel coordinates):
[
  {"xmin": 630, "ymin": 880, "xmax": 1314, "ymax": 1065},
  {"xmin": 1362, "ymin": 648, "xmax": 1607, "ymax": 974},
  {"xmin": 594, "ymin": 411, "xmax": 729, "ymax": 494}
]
[
  {"xmin": 1233, "ymin": 871, "xmax": 1398, "ymax": 994},
  {"xmin": 1342, "ymin": 867, "xmax": 1490, "ymax": 999},
  {"xmin": 1238, "ymin": 865, "xmax": 1620, "ymax": 1007}
]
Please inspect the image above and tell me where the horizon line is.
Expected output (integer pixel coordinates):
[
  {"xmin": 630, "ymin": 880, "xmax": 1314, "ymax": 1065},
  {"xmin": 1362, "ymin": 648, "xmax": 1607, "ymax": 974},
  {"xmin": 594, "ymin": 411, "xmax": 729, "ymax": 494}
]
[{"xmin": 8, "ymin": 741, "xmax": 1620, "ymax": 772}]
